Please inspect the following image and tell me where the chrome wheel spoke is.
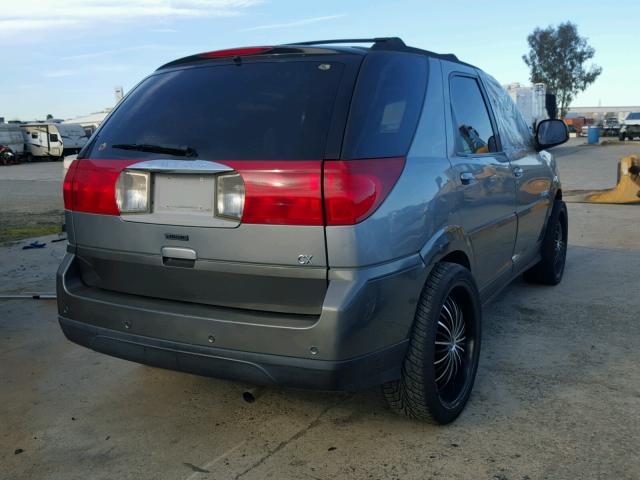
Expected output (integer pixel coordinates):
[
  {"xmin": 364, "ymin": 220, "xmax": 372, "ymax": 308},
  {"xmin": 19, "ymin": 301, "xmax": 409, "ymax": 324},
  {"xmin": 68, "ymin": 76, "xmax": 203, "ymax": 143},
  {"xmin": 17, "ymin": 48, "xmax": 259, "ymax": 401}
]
[
  {"xmin": 434, "ymin": 352, "xmax": 449, "ymax": 365},
  {"xmin": 434, "ymin": 293, "xmax": 470, "ymax": 394},
  {"xmin": 437, "ymin": 320, "xmax": 453, "ymax": 340}
]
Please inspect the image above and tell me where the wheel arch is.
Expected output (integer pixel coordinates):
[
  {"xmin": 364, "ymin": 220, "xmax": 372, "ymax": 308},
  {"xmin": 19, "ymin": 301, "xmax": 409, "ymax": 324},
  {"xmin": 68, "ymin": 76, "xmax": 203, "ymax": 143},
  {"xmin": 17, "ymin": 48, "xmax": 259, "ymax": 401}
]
[
  {"xmin": 555, "ymin": 188, "xmax": 562, "ymax": 201},
  {"xmin": 419, "ymin": 225, "xmax": 474, "ymax": 275}
]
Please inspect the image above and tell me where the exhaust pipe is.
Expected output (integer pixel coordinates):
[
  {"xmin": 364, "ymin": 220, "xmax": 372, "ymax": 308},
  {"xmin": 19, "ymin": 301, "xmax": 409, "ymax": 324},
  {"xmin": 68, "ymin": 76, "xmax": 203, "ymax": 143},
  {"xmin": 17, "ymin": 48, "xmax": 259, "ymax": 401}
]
[{"xmin": 242, "ymin": 387, "xmax": 264, "ymax": 403}]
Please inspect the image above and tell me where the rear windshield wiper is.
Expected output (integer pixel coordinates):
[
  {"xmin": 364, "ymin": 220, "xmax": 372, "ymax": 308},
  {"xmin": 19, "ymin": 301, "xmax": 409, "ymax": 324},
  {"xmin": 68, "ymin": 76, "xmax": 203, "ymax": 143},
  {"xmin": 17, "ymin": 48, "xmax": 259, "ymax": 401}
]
[{"xmin": 112, "ymin": 143, "xmax": 198, "ymax": 158}]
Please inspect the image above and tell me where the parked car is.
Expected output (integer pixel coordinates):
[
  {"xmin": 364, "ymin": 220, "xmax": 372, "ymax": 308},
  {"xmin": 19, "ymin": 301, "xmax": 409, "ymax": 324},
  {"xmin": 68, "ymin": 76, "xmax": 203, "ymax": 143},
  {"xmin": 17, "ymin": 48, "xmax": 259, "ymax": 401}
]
[
  {"xmin": 580, "ymin": 125, "xmax": 591, "ymax": 137},
  {"xmin": 601, "ymin": 118, "xmax": 621, "ymax": 137},
  {"xmin": 57, "ymin": 38, "xmax": 569, "ymax": 424},
  {"xmin": 619, "ymin": 112, "xmax": 640, "ymax": 140}
]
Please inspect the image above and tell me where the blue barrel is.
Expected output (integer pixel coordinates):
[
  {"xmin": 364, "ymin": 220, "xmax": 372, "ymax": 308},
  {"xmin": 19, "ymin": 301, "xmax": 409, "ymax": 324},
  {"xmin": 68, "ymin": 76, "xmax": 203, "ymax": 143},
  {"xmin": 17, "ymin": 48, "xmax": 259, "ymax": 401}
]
[{"xmin": 588, "ymin": 126, "xmax": 600, "ymax": 144}]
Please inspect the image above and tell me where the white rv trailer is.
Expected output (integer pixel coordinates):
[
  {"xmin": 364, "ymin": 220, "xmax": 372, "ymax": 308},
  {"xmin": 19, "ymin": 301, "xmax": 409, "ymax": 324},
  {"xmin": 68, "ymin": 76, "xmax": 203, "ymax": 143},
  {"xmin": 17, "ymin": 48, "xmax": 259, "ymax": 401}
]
[
  {"xmin": 63, "ymin": 109, "xmax": 111, "ymax": 137},
  {"xmin": 55, "ymin": 123, "xmax": 89, "ymax": 155},
  {"xmin": 21, "ymin": 123, "xmax": 88, "ymax": 160},
  {"xmin": 0, "ymin": 123, "xmax": 25, "ymax": 157},
  {"xmin": 21, "ymin": 123, "xmax": 64, "ymax": 160}
]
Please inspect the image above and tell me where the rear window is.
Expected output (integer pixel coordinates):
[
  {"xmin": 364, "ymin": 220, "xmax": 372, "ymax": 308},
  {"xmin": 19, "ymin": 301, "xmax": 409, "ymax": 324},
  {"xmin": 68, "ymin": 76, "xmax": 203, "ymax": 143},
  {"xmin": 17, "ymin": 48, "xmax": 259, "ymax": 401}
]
[
  {"xmin": 342, "ymin": 52, "xmax": 428, "ymax": 159},
  {"xmin": 86, "ymin": 61, "xmax": 345, "ymax": 160}
]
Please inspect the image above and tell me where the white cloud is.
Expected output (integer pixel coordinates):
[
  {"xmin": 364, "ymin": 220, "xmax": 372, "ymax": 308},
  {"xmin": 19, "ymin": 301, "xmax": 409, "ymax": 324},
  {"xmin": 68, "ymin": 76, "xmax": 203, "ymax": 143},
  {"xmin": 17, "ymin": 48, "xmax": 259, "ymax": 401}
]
[
  {"xmin": 61, "ymin": 44, "xmax": 173, "ymax": 61},
  {"xmin": 0, "ymin": 0, "xmax": 261, "ymax": 36},
  {"xmin": 240, "ymin": 14, "xmax": 346, "ymax": 32},
  {"xmin": 0, "ymin": 18, "xmax": 80, "ymax": 34},
  {"xmin": 44, "ymin": 69, "xmax": 78, "ymax": 78},
  {"xmin": 44, "ymin": 63, "xmax": 131, "ymax": 79}
]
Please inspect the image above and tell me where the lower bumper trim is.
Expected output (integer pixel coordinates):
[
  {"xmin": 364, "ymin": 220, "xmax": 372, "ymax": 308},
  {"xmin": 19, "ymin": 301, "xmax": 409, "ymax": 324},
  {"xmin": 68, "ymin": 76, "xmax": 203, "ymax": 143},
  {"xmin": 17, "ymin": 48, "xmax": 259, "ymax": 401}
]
[{"xmin": 59, "ymin": 317, "xmax": 408, "ymax": 392}]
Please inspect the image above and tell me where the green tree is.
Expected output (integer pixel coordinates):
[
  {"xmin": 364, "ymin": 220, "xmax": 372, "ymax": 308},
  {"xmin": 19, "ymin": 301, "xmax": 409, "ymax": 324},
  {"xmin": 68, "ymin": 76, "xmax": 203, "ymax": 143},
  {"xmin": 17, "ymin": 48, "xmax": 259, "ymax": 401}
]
[
  {"xmin": 46, "ymin": 114, "xmax": 53, "ymax": 120},
  {"xmin": 523, "ymin": 22, "xmax": 602, "ymax": 117}
]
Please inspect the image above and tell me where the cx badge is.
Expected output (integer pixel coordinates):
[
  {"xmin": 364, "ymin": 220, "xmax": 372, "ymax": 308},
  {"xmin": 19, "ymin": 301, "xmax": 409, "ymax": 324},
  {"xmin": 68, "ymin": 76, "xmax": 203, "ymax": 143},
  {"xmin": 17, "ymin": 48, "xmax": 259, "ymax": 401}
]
[{"xmin": 297, "ymin": 254, "xmax": 313, "ymax": 265}]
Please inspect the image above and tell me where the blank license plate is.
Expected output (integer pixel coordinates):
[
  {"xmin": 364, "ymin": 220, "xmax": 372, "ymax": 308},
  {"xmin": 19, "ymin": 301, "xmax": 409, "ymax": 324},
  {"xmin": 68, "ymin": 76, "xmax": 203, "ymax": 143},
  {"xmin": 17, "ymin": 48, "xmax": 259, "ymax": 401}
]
[{"xmin": 153, "ymin": 174, "xmax": 216, "ymax": 216}]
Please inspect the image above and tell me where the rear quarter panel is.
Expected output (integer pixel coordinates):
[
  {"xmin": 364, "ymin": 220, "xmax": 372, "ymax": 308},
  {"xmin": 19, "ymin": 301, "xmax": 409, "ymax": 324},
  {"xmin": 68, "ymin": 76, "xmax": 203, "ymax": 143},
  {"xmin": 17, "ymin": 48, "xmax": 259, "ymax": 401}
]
[{"xmin": 325, "ymin": 58, "xmax": 461, "ymax": 268}]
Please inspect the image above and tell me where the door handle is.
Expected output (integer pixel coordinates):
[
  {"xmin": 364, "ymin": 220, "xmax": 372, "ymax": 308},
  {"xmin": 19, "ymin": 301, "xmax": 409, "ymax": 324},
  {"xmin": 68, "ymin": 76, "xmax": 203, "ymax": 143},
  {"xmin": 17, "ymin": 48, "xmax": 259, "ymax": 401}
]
[
  {"xmin": 460, "ymin": 172, "xmax": 476, "ymax": 185},
  {"xmin": 513, "ymin": 166, "xmax": 524, "ymax": 178}
]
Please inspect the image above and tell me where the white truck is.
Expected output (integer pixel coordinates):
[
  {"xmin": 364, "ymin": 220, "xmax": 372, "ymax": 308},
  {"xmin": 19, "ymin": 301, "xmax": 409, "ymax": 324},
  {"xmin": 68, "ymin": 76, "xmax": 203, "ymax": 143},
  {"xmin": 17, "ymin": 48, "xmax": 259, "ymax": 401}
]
[
  {"xmin": 619, "ymin": 112, "xmax": 640, "ymax": 141},
  {"xmin": 21, "ymin": 123, "xmax": 89, "ymax": 161}
]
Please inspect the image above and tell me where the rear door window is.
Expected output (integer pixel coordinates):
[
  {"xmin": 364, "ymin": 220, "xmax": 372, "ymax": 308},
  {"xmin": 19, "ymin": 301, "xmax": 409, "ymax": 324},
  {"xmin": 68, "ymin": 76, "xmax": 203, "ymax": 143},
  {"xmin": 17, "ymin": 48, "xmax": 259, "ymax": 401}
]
[
  {"xmin": 342, "ymin": 52, "xmax": 428, "ymax": 159},
  {"xmin": 480, "ymin": 72, "xmax": 533, "ymax": 158},
  {"xmin": 449, "ymin": 76, "xmax": 498, "ymax": 155},
  {"xmin": 87, "ymin": 61, "xmax": 346, "ymax": 160}
]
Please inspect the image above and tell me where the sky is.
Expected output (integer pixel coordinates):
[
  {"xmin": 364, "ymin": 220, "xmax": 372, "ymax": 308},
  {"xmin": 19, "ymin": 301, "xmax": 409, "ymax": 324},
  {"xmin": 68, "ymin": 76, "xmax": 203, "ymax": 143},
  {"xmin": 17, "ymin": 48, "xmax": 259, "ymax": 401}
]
[{"xmin": 1, "ymin": 0, "xmax": 639, "ymax": 121}]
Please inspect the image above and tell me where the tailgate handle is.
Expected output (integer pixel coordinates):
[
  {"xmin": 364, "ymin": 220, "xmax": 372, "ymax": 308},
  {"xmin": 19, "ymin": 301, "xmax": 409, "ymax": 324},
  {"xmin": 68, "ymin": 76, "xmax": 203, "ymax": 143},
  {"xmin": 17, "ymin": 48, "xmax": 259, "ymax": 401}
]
[{"xmin": 162, "ymin": 247, "xmax": 197, "ymax": 268}]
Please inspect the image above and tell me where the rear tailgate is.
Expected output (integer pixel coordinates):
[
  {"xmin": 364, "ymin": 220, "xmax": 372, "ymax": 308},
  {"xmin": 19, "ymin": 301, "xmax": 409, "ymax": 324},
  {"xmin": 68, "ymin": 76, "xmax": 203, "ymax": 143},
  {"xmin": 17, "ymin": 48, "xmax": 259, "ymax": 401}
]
[{"xmin": 67, "ymin": 55, "xmax": 360, "ymax": 315}]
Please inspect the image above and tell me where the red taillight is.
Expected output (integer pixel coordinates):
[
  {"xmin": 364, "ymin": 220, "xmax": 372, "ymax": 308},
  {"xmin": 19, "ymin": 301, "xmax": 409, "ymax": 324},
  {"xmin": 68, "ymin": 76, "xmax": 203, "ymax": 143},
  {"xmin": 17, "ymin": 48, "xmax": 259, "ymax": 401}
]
[
  {"xmin": 69, "ymin": 160, "xmax": 136, "ymax": 215},
  {"xmin": 63, "ymin": 159, "xmax": 79, "ymax": 210},
  {"xmin": 64, "ymin": 158, "xmax": 404, "ymax": 226},
  {"xmin": 200, "ymin": 47, "xmax": 272, "ymax": 58},
  {"xmin": 225, "ymin": 161, "xmax": 323, "ymax": 225},
  {"xmin": 323, "ymin": 157, "xmax": 405, "ymax": 225}
]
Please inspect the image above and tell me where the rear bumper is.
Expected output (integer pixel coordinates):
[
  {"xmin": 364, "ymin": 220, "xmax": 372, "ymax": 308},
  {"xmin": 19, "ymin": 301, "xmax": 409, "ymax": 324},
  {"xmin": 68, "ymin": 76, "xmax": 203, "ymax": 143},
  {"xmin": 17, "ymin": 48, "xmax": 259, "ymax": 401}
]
[
  {"xmin": 59, "ymin": 317, "xmax": 408, "ymax": 391},
  {"xmin": 57, "ymin": 252, "xmax": 428, "ymax": 391}
]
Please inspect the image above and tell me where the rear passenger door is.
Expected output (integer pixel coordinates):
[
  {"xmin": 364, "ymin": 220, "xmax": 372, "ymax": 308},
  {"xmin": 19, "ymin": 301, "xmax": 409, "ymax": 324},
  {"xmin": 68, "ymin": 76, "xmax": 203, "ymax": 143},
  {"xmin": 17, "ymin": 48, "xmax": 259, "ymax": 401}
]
[
  {"xmin": 478, "ymin": 73, "xmax": 552, "ymax": 267},
  {"xmin": 442, "ymin": 62, "xmax": 517, "ymax": 292}
]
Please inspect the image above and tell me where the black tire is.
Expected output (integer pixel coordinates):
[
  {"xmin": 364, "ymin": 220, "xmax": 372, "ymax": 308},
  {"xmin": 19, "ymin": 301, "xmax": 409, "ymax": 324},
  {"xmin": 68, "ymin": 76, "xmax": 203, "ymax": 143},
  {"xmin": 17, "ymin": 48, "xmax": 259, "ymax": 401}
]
[
  {"xmin": 523, "ymin": 200, "xmax": 568, "ymax": 285},
  {"xmin": 383, "ymin": 262, "xmax": 482, "ymax": 424}
]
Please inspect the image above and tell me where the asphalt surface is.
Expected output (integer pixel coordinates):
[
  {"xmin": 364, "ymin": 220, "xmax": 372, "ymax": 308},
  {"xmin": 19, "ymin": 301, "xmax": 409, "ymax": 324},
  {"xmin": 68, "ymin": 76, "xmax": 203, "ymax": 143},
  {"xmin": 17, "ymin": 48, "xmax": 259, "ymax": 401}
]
[{"xmin": 1, "ymin": 139, "xmax": 639, "ymax": 479}]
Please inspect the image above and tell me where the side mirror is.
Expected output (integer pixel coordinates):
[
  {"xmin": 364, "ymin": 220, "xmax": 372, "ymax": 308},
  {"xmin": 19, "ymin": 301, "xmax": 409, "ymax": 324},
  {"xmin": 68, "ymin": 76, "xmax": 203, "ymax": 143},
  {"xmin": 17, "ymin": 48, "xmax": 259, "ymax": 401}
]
[{"xmin": 536, "ymin": 119, "xmax": 569, "ymax": 150}]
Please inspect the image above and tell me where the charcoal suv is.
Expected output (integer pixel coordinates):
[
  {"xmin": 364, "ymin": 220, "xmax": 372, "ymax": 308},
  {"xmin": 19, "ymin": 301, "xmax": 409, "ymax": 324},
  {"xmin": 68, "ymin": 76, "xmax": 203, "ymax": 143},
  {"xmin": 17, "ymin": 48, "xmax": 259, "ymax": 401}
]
[{"xmin": 58, "ymin": 38, "xmax": 569, "ymax": 424}]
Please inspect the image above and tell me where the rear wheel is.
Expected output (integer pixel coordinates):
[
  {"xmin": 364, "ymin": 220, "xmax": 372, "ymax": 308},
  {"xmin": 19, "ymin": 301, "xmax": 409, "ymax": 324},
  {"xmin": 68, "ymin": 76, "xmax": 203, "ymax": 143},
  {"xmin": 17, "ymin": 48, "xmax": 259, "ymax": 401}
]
[
  {"xmin": 383, "ymin": 262, "xmax": 481, "ymax": 424},
  {"xmin": 524, "ymin": 200, "xmax": 568, "ymax": 285}
]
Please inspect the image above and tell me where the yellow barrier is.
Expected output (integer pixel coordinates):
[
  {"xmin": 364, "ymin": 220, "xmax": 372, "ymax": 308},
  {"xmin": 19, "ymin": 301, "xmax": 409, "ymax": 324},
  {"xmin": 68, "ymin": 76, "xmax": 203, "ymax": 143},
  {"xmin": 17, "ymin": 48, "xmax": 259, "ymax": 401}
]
[{"xmin": 567, "ymin": 155, "xmax": 640, "ymax": 204}]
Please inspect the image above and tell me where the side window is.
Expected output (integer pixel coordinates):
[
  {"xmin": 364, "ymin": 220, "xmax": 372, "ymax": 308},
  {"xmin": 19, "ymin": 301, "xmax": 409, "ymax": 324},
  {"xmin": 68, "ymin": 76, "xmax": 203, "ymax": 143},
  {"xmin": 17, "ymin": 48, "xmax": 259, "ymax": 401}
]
[
  {"xmin": 480, "ymin": 72, "xmax": 533, "ymax": 158},
  {"xmin": 449, "ymin": 76, "xmax": 498, "ymax": 155},
  {"xmin": 342, "ymin": 52, "xmax": 428, "ymax": 159},
  {"xmin": 49, "ymin": 133, "xmax": 59, "ymax": 142},
  {"xmin": 31, "ymin": 132, "xmax": 38, "ymax": 139}
]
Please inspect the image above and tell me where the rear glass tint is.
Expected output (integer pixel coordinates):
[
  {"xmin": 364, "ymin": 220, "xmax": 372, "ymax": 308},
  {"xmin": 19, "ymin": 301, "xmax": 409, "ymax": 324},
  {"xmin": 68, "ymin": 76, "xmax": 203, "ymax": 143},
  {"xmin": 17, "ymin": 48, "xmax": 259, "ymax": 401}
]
[
  {"xmin": 342, "ymin": 52, "xmax": 428, "ymax": 159},
  {"xmin": 87, "ymin": 61, "xmax": 345, "ymax": 160}
]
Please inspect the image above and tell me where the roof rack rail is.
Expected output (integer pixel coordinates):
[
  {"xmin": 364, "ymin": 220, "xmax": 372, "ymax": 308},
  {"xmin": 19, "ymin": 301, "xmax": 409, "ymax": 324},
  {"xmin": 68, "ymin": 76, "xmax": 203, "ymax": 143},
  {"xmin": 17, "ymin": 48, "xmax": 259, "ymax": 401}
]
[{"xmin": 287, "ymin": 37, "xmax": 406, "ymax": 48}]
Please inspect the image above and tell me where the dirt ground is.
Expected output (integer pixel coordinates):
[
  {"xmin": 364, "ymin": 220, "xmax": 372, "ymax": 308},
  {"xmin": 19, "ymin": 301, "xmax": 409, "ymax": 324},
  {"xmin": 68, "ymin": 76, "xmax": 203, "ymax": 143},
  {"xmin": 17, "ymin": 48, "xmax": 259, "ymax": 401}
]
[
  {"xmin": 1, "ymin": 139, "xmax": 639, "ymax": 480},
  {"xmin": 0, "ymin": 161, "xmax": 64, "ymax": 243}
]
